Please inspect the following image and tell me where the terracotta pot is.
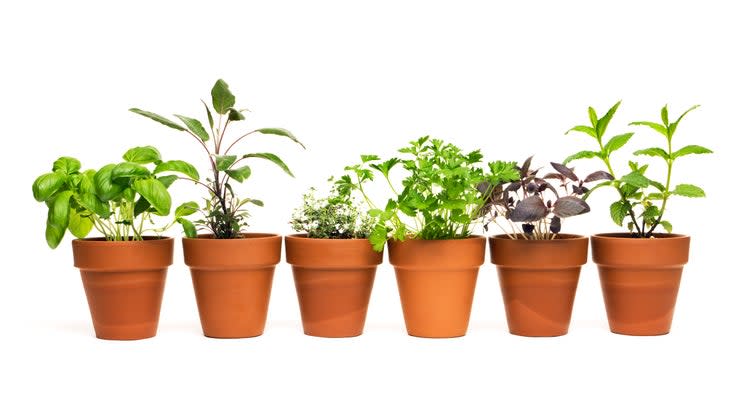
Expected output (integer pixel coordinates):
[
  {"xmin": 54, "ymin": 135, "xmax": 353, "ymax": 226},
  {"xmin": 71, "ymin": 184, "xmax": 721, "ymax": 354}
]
[
  {"xmin": 489, "ymin": 234, "xmax": 588, "ymax": 337},
  {"xmin": 72, "ymin": 237, "xmax": 173, "ymax": 340},
  {"xmin": 182, "ymin": 233, "xmax": 282, "ymax": 338},
  {"xmin": 592, "ymin": 233, "xmax": 690, "ymax": 336},
  {"xmin": 285, "ymin": 235, "xmax": 383, "ymax": 337},
  {"xmin": 388, "ymin": 236, "xmax": 485, "ymax": 338}
]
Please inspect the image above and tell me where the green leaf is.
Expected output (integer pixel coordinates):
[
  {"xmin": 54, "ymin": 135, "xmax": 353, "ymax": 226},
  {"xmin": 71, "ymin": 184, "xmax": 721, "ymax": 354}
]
[
  {"xmin": 610, "ymin": 200, "xmax": 631, "ymax": 227},
  {"xmin": 368, "ymin": 225, "xmax": 388, "ymax": 252},
  {"xmin": 211, "ymin": 79, "xmax": 235, "ymax": 114},
  {"xmin": 224, "ymin": 166, "xmax": 252, "ymax": 183},
  {"xmin": 52, "ymin": 157, "xmax": 81, "ymax": 175},
  {"xmin": 255, "ymin": 128, "xmax": 305, "ymax": 148},
  {"xmin": 130, "ymin": 108, "xmax": 185, "ymax": 131},
  {"xmin": 250, "ymin": 199, "xmax": 264, "ymax": 207},
  {"xmin": 672, "ymin": 145, "xmax": 713, "ymax": 159},
  {"xmin": 132, "ymin": 178, "xmax": 172, "ymax": 216},
  {"xmin": 68, "ymin": 208, "xmax": 93, "ymax": 238},
  {"xmin": 670, "ymin": 105, "xmax": 700, "ymax": 137},
  {"xmin": 360, "ymin": 154, "xmax": 380, "ymax": 163},
  {"xmin": 629, "ymin": 121, "xmax": 668, "ymax": 137},
  {"xmin": 227, "ymin": 108, "xmax": 245, "ymax": 121},
  {"xmin": 177, "ymin": 218, "xmax": 197, "ymax": 238},
  {"xmin": 564, "ymin": 150, "xmax": 601, "ymax": 164},
  {"xmin": 596, "ymin": 101, "xmax": 621, "ymax": 138},
  {"xmin": 134, "ymin": 197, "xmax": 151, "ymax": 216},
  {"xmin": 565, "ymin": 125, "xmax": 597, "ymax": 138},
  {"xmin": 240, "ymin": 152, "xmax": 294, "ymax": 177},
  {"xmin": 604, "ymin": 133, "xmax": 634, "ymax": 154},
  {"xmin": 215, "ymin": 155, "xmax": 237, "ymax": 171},
  {"xmin": 76, "ymin": 192, "xmax": 111, "ymax": 218},
  {"xmin": 154, "ymin": 160, "xmax": 200, "ymax": 180},
  {"xmin": 588, "ymin": 107, "xmax": 598, "ymax": 128},
  {"xmin": 661, "ymin": 105, "xmax": 669, "ymax": 126},
  {"xmin": 112, "ymin": 162, "xmax": 152, "ymax": 180},
  {"xmin": 32, "ymin": 172, "xmax": 66, "ymax": 202},
  {"xmin": 45, "ymin": 191, "xmax": 73, "ymax": 249},
  {"xmin": 94, "ymin": 164, "xmax": 125, "ymax": 201},
  {"xmin": 620, "ymin": 171, "xmax": 651, "ymax": 188},
  {"xmin": 672, "ymin": 184, "xmax": 705, "ymax": 198},
  {"xmin": 633, "ymin": 147, "xmax": 670, "ymax": 160},
  {"xmin": 123, "ymin": 146, "xmax": 162, "ymax": 164},
  {"xmin": 659, "ymin": 220, "xmax": 673, "ymax": 233},
  {"xmin": 174, "ymin": 115, "xmax": 210, "ymax": 142},
  {"xmin": 157, "ymin": 175, "xmax": 178, "ymax": 188},
  {"xmin": 202, "ymin": 100, "xmax": 215, "ymax": 133},
  {"xmin": 175, "ymin": 201, "xmax": 199, "ymax": 218}
]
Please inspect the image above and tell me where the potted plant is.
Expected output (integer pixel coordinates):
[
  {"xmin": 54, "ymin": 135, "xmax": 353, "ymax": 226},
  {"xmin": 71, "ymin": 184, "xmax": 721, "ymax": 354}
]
[
  {"xmin": 32, "ymin": 146, "xmax": 195, "ymax": 340},
  {"xmin": 565, "ymin": 101, "xmax": 712, "ymax": 335},
  {"xmin": 483, "ymin": 156, "xmax": 611, "ymax": 336},
  {"xmin": 337, "ymin": 137, "xmax": 517, "ymax": 337},
  {"xmin": 130, "ymin": 79, "xmax": 304, "ymax": 338},
  {"xmin": 286, "ymin": 185, "xmax": 381, "ymax": 337}
]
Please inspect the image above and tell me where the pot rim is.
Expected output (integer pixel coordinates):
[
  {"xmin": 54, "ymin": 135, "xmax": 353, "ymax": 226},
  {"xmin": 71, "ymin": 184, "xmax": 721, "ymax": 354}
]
[
  {"xmin": 285, "ymin": 233, "xmax": 373, "ymax": 242},
  {"xmin": 72, "ymin": 236, "xmax": 172, "ymax": 244},
  {"xmin": 182, "ymin": 233, "xmax": 281, "ymax": 241},
  {"xmin": 388, "ymin": 234, "xmax": 486, "ymax": 244},
  {"xmin": 489, "ymin": 233, "xmax": 586, "ymax": 242},
  {"xmin": 592, "ymin": 232, "xmax": 689, "ymax": 240}
]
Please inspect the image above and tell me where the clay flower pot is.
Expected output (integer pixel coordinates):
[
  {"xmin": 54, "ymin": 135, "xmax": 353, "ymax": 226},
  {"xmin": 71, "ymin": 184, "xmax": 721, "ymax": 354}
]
[
  {"xmin": 182, "ymin": 233, "xmax": 282, "ymax": 338},
  {"xmin": 72, "ymin": 237, "xmax": 173, "ymax": 340},
  {"xmin": 592, "ymin": 233, "xmax": 690, "ymax": 336},
  {"xmin": 489, "ymin": 234, "xmax": 588, "ymax": 337},
  {"xmin": 285, "ymin": 235, "xmax": 383, "ymax": 337},
  {"xmin": 388, "ymin": 236, "xmax": 486, "ymax": 338}
]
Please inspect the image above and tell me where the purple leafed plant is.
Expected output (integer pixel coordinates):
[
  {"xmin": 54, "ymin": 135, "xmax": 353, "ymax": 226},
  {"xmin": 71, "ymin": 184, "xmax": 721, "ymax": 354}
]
[{"xmin": 480, "ymin": 156, "xmax": 613, "ymax": 240}]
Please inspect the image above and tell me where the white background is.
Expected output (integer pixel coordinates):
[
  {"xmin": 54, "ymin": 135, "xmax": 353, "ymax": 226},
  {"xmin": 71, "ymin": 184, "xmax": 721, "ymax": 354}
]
[{"xmin": 2, "ymin": 1, "xmax": 728, "ymax": 409}]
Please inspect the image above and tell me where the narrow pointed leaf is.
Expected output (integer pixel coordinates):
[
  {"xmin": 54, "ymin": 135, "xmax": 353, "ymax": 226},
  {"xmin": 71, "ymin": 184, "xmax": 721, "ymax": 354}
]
[
  {"xmin": 520, "ymin": 155, "xmax": 533, "ymax": 178},
  {"xmin": 202, "ymin": 100, "xmax": 215, "ymax": 133},
  {"xmin": 240, "ymin": 152, "xmax": 294, "ymax": 177},
  {"xmin": 633, "ymin": 147, "xmax": 670, "ymax": 160},
  {"xmin": 550, "ymin": 162, "xmax": 578, "ymax": 181},
  {"xmin": 255, "ymin": 128, "xmax": 305, "ymax": 148},
  {"xmin": 672, "ymin": 145, "xmax": 713, "ymax": 159},
  {"xmin": 174, "ymin": 115, "xmax": 210, "ymax": 142},
  {"xmin": 629, "ymin": 121, "xmax": 668, "ymax": 137},
  {"xmin": 672, "ymin": 184, "xmax": 705, "ymax": 197},
  {"xmin": 584, "ymin": 171, "xmax": 614, "ymax": 182},
  {"xmin": 565, "ymin": 125, "xmax": 596, "ymax": 138},
  {"xmin": 596, "ymin": 101, "xmax": 621, "ymax": 138},
  {"xmin": 604, "ymin": 133, "xmax": 634, "ymax": 154},
  {"xmin": 130, "ymin": 108, "xmax": 185, "ymax": 131},
  {"xmin": 564, "ymin": 150, "xmax": 601, "ymax": 164},
  {"xmin": 215, "ymin": 155, "xmax": 237, "ymax": 171},
  {"xmin": 588, "ymin": 107, "xmax": 598, "ymax": 128},
  {"xmin": 661, "ymin": 105, "xmax": 669, "ymax": 126},
  {"xmin": 227, "ymin": 108, "xmax": 246, "ymax": 121}
]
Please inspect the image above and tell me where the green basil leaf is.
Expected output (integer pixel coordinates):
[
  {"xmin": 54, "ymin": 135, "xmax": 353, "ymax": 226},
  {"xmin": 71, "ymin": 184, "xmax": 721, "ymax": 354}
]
[
  {"xmin": 111, "ymin": 162, "xmax": 152, "ymax": 180},
  {"xmin": 32, "ymin": 172, "xmax": 66, "ymax": 202},
  {"xmin": 94, "ymin": 164, "xmax": 125, "ymax": 201},
  {"xmin": 123, "ymin": 146, "xmax": 162, "ymax": 164},
  {"xmin": 52, "ymin": 157, "xmax": 81, "ymax": 175},
  {"xmin": 154, "ymin": 160, "xmax": 200, "ymax": 180},
  {"xmin": 132, "ymin": 178, "xmax": 171, "ymax": 216},
  {"xmin": 45, "ymin": 191, "xmax": 73, "ymax": 248}
]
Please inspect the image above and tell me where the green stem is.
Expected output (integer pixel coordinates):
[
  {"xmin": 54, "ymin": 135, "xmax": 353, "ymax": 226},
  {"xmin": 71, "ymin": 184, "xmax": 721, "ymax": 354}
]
[
  {"xmin": 598, "ymin": 138, "xmax": 642, "ymax": 236},
  {"xmin": 646, "ymin": 139, "xmax": 673, "ymax": 236}
]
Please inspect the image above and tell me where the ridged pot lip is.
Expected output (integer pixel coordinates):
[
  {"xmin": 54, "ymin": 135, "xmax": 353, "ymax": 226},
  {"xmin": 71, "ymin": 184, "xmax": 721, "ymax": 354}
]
[
  {"xmin": 72, "ymin": 236, "xmax": 173, "ymax": 247},
  {"xmin": 182, "ymin": 233, "xmax": 281, "ymax": 242},
  {"xmin": 388, "ymin": 234, "xmax": 486, "ymax": 246},
  {"xmin": 489, "ymin": 233, "xmax": 587, "ymax": 243},
  {"xmin": 591, "ymin": 232, "xmax": 689, "ymax": 241},
  {"xmin": 285, "ymin": 233, "xmax": 375, "ymax": 244}
]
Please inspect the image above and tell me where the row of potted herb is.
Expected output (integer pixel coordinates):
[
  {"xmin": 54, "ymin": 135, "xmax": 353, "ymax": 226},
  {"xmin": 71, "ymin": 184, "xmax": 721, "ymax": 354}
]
[{"xmin": 32, "ymin": 80, "xmax": 711, "ymax": 340}]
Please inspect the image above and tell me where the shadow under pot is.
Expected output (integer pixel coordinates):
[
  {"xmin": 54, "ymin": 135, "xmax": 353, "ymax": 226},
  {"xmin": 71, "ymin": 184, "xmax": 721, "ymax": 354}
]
[
  {"xmin": 489, "ymin": 234, "xmax": 588, "ymax": 337},
  {"xmin": 591, "ymin": 233, "xmax": 689, "ymax": 336},
  {"xmin": 72, "ymin": 237, "xmax": 173, "ymax": 340},
  {"xmin": 182, "ymin": 233, "xmax": 282, "ymax": 338},
  {"xmin": 285, "ymin": 235, "xmax": 383, "ymax": 337},
  {"xmin": 388, "ymin": 236, "xmax": 486, "ymax": 338}
]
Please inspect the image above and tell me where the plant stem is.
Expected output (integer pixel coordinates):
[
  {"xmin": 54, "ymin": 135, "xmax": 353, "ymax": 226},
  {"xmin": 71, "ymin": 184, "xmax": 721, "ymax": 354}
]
[
  {"xmin": 646, "ymin": 138, "xmax": 674, "ymax": 236},
  {"xmin": 598, "ymin": 139, "xmax": 642, "ymax": 236}
]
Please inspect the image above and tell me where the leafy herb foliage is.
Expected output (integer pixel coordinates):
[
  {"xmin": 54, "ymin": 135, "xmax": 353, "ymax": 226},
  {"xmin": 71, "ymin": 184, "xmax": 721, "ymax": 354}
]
[
  {"xmin": 565, "ymin": 102, "xmax": 711, "ymax": 237},
  {"xmin": 131, "ymin": 79, "xmax": 304, "ymax": 238},
  {"xmin": 32, "ymin": 147, "xmax": 190, "ymax": 248},
  {"xmin": 290, "ymin": 184, "xmax": 375, "ymax": 239}
]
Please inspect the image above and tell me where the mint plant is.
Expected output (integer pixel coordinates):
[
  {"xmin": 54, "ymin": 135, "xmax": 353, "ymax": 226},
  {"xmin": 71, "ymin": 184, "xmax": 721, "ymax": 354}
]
[
  {"xmin": 335, "ymin": 136, "xmax": 518, "ymax": 251},
  {"xmin": 32, "ymin": 146, "xmax": 193, "ymax": 248},
  {"xmin": 130, "ymin": 79, "xmax": 304, "ymax": 239},
  {"xmin": 565, "ymin": 102, "xmax": 712, "ymax": 237},
  {"xmin": 480, "ymin": 156, "xmax": 611, "ymax": 240},
  {"xmin": 290, "ymin": 185, "xmax": 375, "ymax": 239}
]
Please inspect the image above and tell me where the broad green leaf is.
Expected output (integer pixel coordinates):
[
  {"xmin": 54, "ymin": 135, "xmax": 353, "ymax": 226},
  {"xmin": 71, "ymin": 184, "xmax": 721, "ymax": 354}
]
[
  {"xmin": 32, "ymin": 172, "xmax": 66, "ymax": 202},
  {"xmin": 211, "ymin": 79, "xmax": 235, "ymax": 114},
  {"xmin": 672, "ymin": 145, "xmax": 713, "ymax": 159},
  {"xmin": 157, "ymin": 175, "xmax": 178, "ymax": 188},
  {"xmin": 659, "ymin": 221, "xmax": 673, "ymax": 233},
  {"xmin": 647, "ymin": 193, "xmax": 664, "ymax": 201},
  {"xmin": 123, "ymin": 146, "xmax": 161, "ymax": 164},
  {"xmin": 68, "ymin": 208, "xmax": 93, "ymax": 238},
  {"xmin": 672, "ymin": 184, "xmax": 705, "ymax": 197},
  {"xmin": 596, "ymin": 101, "xmax": 621, "ymax": 138},
  {"xmin": 610, "ymin": 200, "xmax": 631, "ymax": 227},
  {"xmin": 564, "ymin": 150, "xmax": 601, "ymax": 164},
  {"xmin": 52, "ymin": 157, "xmax": 81, "ymax": 175},
  {"xmin": 174, "ymin": 114, "xmax": 210, "ymax": 142},
  {"xmin": 130, "ymin": 108, "xmax": 185, "ymax": 131},
  {"xmin": 177, "ymin": 218, "xmax": 197, "ymax": 238},
  {"xmin": 256, "ymin": 128, "xmax": 305, "ymax": 148},
  {"xmin": 132, "ymin": 178, "xmax": 172, "ymax": 216},
  {"xmin": 134, "ymin": 197, "xmax": 151, "ymax": 216},
  {"xmin": 45, "ymin": 190, "xmax": 73, "ymax": 249},
  {"xmin": 227, "ymin": 108, "xmax": 245, "ymax": 121},
  {"xmin": 175, "ymin": 201, "xmax": 198, "ymax": 218},
  {"xmin": 588, "ymin": 107, "xmax": 598, "ymax": 128},
  {"xmin": 648, "ymin": 180, "xmax": 665, "ymax": 192},
  {"xmin": 661, "ymin": 105, "xmax": 669, "ymax": 126},
  {"xmin": 154, "ymin": 160, "xmax": 200, "ymax": 180},
  {"xmin": 629, "ymin": 121, "xmax": 668, "ymax": 137},
  {"xmin": 620, "ymin": 171, "xmax": 651, "ymax": 188},
  {"xmin": 240, "ymin": 152, "xmax": 294, "ymax": 177},
  {"xmin": 79, "ymin": 170, "xmax": 97, "ymax": 194},
  {"xmin": 250, "ymin": 199, "xmax": 264, "ymax": 207},
  {"xmin": 633, "ymin": 147, "xmax": 670, "ymax": 160},
  {"xmin": 215, "ymin": 155, "xmax": 237, "ymax": 171},
  {"xmin": 225, "ymin": 166, "xmax": 252, "ymax": 183},
  {"xmin": 604, "ymin": 133, "xmax": 634, "ymax": 154},
  {"xmin": 112, "ymin": 162, "xmax": 151, "ymax": 180},
  {"xmin": 565, "ymin": 125, "xmax": 597, "ymax": 138},
  {"xmin": 94, "ymin": 164, "xmax": 125, "ymax": 201},
  {"xmin": 76, "ymin": 192, "xmax": 111, "ymax": 218}
]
